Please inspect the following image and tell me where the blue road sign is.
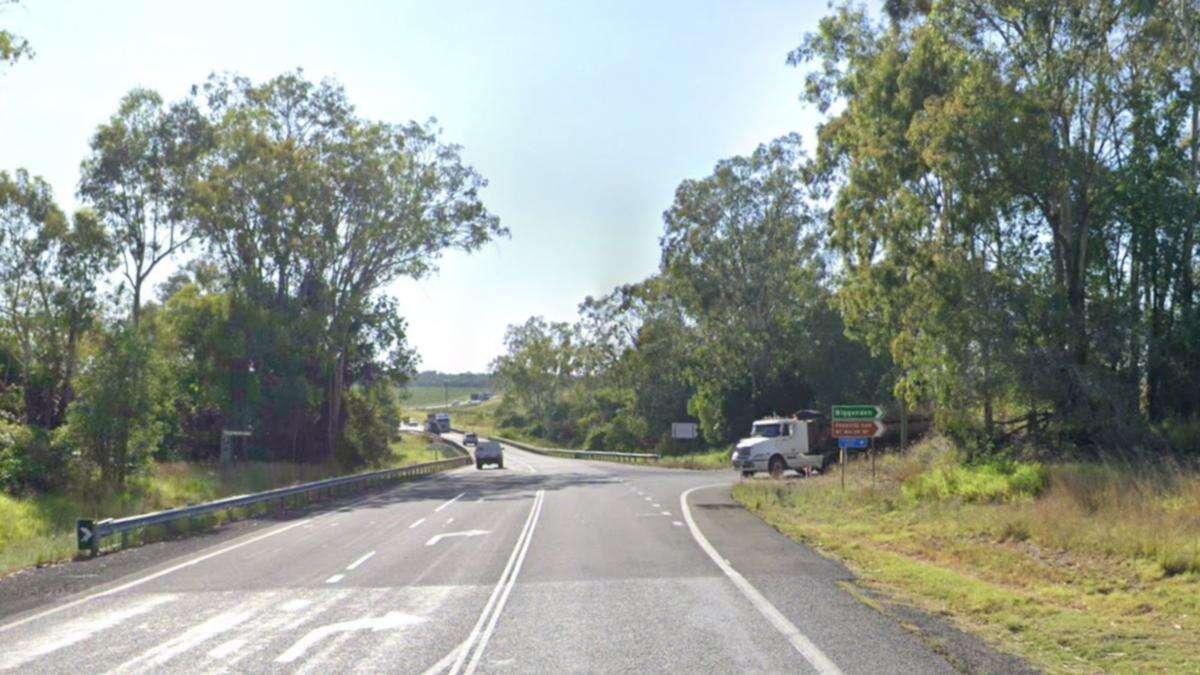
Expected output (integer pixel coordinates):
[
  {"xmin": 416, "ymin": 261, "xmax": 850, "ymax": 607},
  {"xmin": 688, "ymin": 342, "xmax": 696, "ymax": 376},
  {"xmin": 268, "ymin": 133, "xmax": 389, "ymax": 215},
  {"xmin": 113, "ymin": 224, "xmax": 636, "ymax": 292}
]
[{"xmin": 838, "ymin": 437, "xmax": 869, "ymax": 449}]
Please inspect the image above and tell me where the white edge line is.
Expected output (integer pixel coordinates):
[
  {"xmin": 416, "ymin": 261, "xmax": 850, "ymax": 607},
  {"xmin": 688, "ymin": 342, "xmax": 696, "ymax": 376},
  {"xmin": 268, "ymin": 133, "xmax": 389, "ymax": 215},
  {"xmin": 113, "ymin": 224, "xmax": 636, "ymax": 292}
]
[
  {"xmin": 0, "ymin": 456, "xmax": 468, "ymax": 634},
  {"xmin": 680, "ymin": 484, "xmax": 843, "ymax": 675},
  {"xmin": 435, "ymin": 492, "xmax": 466, "ymax": 512},
  {"xmin": 346, "ymin": 550, "xmax": 376, "ymax": 571},
  {"xmin": 463, "ymin": 490, "xmax": 544, "ymax": 675},
  {"xmin": 447, "ymin": 490, "xmax": 543, "ymax": 675},
  {"xmin": 0, "ymin": 517, "xmax": 313, "ymax": 634},
  {"xmin": 325, "ymin": 574, "xmax": 345, "ymax": 584}
]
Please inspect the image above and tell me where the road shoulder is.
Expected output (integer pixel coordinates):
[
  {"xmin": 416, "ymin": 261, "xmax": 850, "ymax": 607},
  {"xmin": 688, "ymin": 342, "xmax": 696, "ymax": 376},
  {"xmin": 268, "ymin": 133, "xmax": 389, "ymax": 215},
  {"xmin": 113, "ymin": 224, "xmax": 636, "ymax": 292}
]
[{"xmin": 686, "ymin": 483, "xmax": 1035, "ymax": 675}]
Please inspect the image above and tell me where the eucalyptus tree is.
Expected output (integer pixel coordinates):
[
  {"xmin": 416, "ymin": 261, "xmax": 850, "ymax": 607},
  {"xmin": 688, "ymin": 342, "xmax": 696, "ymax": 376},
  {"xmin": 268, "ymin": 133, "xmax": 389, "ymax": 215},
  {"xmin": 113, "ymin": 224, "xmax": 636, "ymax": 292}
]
[
  {"xmin": 0, "ymin": 170, "xmax": 113, "ymax": 427},
  {"xmin": 190, "ymin": 71, "xmax": 504, "ymax": 460},
  {"xmin": 659, "ymin": 134, "xmax": 879, "ymax": 441},
  {"xmin": 795, "ymin": 0, "xmax": 1199, "ymax": 445},
  {"xmin": 80, "ymin": 89, "xmax": 209, "ymax": 326},
  {"xmin": 491, "ymin": 316, "xmax": 579, "ymax": 439},
  {"xmin": 0, "ymin": 0, "xmax": 31, "ymax": 70}
]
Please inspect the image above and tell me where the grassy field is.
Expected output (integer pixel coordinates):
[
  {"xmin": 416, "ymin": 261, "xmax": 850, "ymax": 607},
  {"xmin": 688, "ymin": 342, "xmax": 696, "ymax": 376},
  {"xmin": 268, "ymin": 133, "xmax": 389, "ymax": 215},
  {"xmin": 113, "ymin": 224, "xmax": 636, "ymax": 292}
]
[
  {"xmin": 400, "ymin": 384, "xmax": 481, "ymax": 408},
  {"xmin": 732, "ymin": 438, "xmax": 1200, "ymax": 673},
  {"xmin": 0, "ymin": 433, "xmax": 457, "ymax": 578},
  {"xmin": 430, "ymin": 397, "xmax": 503, "ymax": 436}
]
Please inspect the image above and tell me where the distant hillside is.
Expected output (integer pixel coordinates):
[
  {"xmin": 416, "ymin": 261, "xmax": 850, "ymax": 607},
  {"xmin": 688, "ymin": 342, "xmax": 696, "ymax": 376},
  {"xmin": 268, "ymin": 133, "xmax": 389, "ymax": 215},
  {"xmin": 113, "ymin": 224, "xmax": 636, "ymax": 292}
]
[{"xmin": 409, "ymin": 371, "xmax": 492, "ymax": 389}]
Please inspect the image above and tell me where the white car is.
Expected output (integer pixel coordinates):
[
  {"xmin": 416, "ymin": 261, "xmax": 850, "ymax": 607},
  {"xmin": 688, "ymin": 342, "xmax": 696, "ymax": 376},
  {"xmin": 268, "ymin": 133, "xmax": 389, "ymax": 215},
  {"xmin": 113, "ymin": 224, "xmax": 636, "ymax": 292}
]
[{"xmin": 475, "ymin": 441, "xmax": 503, "ymax": 469}]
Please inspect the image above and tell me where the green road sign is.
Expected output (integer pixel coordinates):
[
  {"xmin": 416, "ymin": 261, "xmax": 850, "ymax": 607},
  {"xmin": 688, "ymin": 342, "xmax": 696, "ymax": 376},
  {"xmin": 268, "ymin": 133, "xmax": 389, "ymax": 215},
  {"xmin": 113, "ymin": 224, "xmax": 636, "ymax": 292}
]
[{"xmin": 831, "ymin": 404, "xmax": 884, "ymax": 420}]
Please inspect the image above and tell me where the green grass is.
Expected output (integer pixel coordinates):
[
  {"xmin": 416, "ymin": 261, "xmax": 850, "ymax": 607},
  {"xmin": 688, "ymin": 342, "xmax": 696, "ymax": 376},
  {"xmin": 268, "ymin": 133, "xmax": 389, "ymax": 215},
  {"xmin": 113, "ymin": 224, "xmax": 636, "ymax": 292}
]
[
  {"xmin": 657, "ymin": 447, "xmax": 732, "ymax": 470},
  {"xmin": 731, "ymin": 437, "xmax": 1200, "ymax": 673},
  {"xmin": 400, "ymin": 384, "xmax": 482, "ymax": 407},
  {"xmin": 0, "ymin": 433, "xmax": 459, "ymax": 577},
  {"xmin": 430, "ymin": 397, "xmax": 503, "ymax": 437}
]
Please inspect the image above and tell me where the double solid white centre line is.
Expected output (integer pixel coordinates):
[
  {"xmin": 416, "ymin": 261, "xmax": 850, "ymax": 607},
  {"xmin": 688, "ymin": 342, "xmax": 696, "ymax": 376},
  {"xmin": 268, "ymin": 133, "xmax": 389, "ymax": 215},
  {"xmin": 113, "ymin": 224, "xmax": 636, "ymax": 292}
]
[
  {"xmin": 435, "ymin": 492, "xmax": 466, "ymax": 512},
  {"xmin": 447, "ymin": 489, "xmax": 545, "ymax": 675}
]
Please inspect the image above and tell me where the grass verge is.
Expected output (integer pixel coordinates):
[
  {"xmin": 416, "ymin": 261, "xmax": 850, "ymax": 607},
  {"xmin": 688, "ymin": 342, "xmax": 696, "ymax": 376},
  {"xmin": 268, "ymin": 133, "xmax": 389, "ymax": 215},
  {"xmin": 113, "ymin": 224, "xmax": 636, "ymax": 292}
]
[
  {"xmin": 0, "ymin": 434, "xmax": 457, "ymax": 577},
  {"xmin": 656, "ymin": 448, "xmax": 732, "ymax": 470},
  {"xmin": 730, "ymin": 438, "xmax": 1200, "ymax": 673}
]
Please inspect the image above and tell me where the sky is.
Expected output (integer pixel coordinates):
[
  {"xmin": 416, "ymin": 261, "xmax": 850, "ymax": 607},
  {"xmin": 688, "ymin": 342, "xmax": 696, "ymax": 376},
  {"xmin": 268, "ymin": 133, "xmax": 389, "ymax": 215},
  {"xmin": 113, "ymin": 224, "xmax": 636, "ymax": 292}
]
[{"xmin": 0, "ymin": 0, "xmax": 830, "ymax": 372}]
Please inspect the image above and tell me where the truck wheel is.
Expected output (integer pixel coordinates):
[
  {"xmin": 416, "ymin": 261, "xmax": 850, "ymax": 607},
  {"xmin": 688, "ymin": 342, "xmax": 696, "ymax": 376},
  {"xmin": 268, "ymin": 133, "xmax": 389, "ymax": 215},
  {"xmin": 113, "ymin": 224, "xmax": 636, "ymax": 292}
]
[
  {"xmin": 498, "ymin": 461, "xmax": 504, "ymax": 469},
  {"xmin": 476, "ymin": 461, "xmax": 482, "ymax": 470},
  {"xmin": 741, "ymin": 471, "xmax": 754, "ymax": 478},
  {"xmin": 768, "ymin": 456, "xmax": 786, "ymax": 480}
]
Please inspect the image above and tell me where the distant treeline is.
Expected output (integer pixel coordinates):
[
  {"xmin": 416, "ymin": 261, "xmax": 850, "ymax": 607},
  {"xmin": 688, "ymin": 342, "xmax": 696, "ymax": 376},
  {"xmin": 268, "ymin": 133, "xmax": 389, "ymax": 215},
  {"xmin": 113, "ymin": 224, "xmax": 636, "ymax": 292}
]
[{"xmin": 409, "ymin": 371, "xmax": 492, "ymax": 389}]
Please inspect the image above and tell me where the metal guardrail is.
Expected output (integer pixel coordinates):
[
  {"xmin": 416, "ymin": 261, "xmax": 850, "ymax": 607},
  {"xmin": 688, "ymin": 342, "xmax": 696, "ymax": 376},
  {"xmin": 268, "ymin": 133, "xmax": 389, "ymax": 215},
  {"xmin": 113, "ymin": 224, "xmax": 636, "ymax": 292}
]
[
  {"xmin": 494, "ymin": 436, "xmax": 660, "ymax": 463},
  {"xmin": 77, "ymin": 437, "xmax": 471, "ymax": 557}
]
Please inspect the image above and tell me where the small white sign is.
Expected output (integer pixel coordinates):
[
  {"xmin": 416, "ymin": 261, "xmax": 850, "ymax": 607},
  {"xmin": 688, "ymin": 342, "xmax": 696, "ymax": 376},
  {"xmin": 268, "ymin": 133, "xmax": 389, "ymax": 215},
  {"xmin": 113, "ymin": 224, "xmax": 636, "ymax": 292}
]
[{"xmin": 671, "ymin": 422, "xmax": 699, "ymax": 440}]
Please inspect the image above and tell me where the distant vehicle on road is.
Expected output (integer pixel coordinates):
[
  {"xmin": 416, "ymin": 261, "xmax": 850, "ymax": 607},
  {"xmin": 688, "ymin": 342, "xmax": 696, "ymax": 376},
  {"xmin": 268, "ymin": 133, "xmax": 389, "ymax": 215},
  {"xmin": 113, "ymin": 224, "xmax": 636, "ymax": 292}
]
[
  {"xmin": 463, "ymin": 432, "xmax": 478, "ymax": 446},
  {"xmin": 732, "ymin": 411, "xmax": 835, "ymax": 478},
  {"xmin": 425, "ymin": 412, "xmax": 451, "ymax": 433},
  {"xmin": 475, "ymin": 441, "xmax": 503, "ymax": 469}
]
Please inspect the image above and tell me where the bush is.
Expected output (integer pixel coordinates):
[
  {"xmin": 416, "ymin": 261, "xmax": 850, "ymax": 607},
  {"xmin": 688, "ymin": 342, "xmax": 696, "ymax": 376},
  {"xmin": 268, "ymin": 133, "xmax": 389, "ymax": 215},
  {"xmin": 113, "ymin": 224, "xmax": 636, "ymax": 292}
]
[
  {"xmin": 65, "ymin": 327, "xmax": 167, "ymax": 489},
  {"xmin": 1160, "ymin": 416, "xmax": 1200, "ymax": 455},
  {"xmin": 336, "ymin": 385, "xmax": 397, "ymax": 469},
  {"xmin": 904, "ymin": 456, "xmax": 1047, "ymax": 503},
  {"xmin": 0, "ymin": 422, "xmax": 72, "ymax": 494}
]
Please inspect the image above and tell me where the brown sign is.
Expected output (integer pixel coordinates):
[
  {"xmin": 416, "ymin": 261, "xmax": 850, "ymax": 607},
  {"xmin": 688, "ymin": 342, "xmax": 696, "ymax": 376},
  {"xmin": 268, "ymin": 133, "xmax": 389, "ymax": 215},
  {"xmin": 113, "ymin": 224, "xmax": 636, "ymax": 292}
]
[{"xmin": 832, "ymin": 420, "xmax": 885, "ymax": 438}]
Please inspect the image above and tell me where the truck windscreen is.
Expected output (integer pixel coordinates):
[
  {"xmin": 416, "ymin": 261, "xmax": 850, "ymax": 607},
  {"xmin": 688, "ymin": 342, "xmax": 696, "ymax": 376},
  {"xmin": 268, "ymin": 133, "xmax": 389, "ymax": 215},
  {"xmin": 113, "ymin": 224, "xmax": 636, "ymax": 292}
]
[{"xmin": 752, "ymin": 424, "xmax": 782, "ymax": 437}]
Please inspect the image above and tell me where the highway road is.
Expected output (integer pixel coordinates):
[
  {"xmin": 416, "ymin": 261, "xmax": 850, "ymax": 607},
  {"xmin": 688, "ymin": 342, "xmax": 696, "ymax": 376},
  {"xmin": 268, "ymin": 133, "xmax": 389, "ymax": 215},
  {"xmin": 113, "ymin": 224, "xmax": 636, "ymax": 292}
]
[{"xmin": 0, "ymin": 436, "xmax": 955, "ymax": 674}]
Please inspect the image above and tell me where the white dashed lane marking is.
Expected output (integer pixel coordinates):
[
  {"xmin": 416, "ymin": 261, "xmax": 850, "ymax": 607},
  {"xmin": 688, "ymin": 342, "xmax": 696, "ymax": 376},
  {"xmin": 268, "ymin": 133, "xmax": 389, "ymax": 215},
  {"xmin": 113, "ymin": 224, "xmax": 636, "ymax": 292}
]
[
  {"xmin": 435, "ymin": 493, "xmax": 466, "ymax": 512},
  {"xmin": 346, "ymin": 551, "xmax": 375, "ymax": 571}
]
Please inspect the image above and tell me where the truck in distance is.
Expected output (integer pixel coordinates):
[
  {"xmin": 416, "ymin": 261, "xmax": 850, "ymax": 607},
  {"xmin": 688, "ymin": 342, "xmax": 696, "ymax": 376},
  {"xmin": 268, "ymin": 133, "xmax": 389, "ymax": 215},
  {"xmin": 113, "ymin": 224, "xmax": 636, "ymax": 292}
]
[
  {"xmin": 424, "ymin": 412, "xmax": 451, "ymax": 433},
  {"xmin": 731, "ymin": 410, "xmax": 835, "ymax": 479}
]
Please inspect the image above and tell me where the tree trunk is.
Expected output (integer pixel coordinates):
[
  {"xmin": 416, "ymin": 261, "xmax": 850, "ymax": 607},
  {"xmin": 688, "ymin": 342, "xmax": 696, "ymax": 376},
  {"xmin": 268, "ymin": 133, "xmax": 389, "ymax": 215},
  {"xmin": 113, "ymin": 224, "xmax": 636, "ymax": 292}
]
[
  {"xmin": 131, "ymin": 280, "xmax": 142, "ymax": 327},
  {"xmin": 326, "ymin": 351, "xmax": 346, "ymax": 461}
]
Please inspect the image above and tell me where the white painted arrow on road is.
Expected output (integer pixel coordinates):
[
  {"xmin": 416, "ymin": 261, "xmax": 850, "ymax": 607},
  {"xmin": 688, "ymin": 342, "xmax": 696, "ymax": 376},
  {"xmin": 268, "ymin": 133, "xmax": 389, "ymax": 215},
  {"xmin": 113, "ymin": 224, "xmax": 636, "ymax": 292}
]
[{"xmin": 425, "ymin": 530, "xmax": 489, "ymax": 546}]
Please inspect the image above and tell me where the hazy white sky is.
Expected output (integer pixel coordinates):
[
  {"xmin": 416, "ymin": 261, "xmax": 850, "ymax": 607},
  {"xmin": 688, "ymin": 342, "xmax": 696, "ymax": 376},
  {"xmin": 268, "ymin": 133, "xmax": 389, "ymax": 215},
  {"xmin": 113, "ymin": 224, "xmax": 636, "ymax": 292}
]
[{"xmin": 0, "ymin": 0, "xmax": 829, "ymax": 372}]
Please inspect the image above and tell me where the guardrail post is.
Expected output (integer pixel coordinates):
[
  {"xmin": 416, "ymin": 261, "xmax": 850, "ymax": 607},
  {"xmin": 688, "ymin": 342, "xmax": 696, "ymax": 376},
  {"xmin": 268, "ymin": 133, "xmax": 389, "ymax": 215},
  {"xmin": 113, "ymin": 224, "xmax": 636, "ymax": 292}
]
[{"xmin": 78, "ymin": 518, "xmax": 97, "ymax": 558}]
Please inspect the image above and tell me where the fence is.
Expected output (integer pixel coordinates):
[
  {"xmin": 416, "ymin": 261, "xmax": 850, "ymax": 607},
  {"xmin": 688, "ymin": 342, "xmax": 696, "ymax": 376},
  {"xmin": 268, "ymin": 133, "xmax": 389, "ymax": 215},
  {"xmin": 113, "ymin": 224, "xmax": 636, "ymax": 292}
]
[{"xmin": 77, "ymin": 435, "xmax": 470, "ymax": 556}]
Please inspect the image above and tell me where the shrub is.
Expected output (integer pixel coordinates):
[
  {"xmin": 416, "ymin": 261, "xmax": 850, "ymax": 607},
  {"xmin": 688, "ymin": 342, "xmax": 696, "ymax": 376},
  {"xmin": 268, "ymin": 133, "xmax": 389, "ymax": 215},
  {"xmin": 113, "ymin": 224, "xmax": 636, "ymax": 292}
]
[
  {"xmin": 1160, "ymin": 416, "xmax": 1200, "ymax": 456},
  {"xmin": 904, "ymin": 457, "xmax": 1047, "ymax": 503},
  {"xmin": 65, "ymin": 327, "xmax": 167, "ymax": 489},
  {"xmin": 0, "ymin": 422, "xmax": 72, "ymax": 494},
  {"xmin": 336, "ymin": 385, "xmax": 396, "ymax": 469}
]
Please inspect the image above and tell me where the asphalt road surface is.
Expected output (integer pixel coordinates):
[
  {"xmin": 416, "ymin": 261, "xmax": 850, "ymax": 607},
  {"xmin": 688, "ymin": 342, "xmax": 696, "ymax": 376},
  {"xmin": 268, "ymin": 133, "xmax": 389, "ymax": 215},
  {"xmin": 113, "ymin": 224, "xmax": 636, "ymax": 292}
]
[{"xmin": 0, "ymin": 436, "xmax": 956, "ymax": 674}]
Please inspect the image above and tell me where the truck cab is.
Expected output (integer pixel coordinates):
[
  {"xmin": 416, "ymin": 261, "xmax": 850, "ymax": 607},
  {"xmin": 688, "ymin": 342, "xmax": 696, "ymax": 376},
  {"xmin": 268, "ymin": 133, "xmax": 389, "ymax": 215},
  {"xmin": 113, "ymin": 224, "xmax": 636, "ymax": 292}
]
[{"xmin": 732, "ymin": 411, "xmax": 834, "ymax": 478}]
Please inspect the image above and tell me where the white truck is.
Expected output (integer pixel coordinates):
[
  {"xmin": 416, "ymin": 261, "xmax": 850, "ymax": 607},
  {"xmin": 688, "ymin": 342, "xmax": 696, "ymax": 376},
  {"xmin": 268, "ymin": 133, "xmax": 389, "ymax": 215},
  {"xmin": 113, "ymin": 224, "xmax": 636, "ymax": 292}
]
[{"xmin": 731, "ymin": 411, "xmax": 835, "ymax": 478}]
